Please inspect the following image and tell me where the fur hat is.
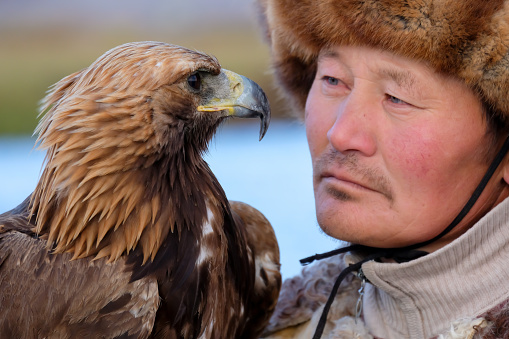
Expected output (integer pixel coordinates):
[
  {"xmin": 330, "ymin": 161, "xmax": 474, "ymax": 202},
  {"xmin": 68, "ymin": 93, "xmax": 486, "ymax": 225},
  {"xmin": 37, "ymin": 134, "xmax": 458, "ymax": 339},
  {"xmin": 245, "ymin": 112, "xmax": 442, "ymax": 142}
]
[{"xmin": 257, "ymin": 0, "xmax": 509, "ymax": 121}]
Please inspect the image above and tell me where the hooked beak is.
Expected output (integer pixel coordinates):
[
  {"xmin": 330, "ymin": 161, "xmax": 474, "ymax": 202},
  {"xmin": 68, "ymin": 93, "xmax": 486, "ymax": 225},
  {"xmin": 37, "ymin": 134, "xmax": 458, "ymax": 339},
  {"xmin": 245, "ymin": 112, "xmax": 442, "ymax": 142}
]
[{"xmin": 197, "ymin": 69, "xmax": 271, "ymax": 140}]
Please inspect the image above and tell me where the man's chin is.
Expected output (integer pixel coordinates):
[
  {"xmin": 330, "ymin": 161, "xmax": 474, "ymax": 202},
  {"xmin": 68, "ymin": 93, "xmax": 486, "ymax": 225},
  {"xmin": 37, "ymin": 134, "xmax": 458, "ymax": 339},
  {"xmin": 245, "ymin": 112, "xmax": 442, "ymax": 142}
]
[
  {"xmin": 317, "ymin": 221, "xmax": 377, "ymax": 247},
  {"xmin": 315, "ymin": 201, "xmax": 384, "ymax": 247},
  {"xmin": 315, "ymin": 207, "xmax": 356, "ymax": 242},
  {"xmin": 317, "ymin": 216, "xmax": 421, "ymax": 249}
]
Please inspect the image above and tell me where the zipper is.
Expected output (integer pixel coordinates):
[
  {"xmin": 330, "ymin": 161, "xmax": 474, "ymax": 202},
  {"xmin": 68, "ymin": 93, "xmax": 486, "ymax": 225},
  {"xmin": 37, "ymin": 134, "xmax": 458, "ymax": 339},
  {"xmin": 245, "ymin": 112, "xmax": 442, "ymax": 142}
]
[{"xmin": 355, "ymin": 267, "xmax": 367, "ymax": 323}]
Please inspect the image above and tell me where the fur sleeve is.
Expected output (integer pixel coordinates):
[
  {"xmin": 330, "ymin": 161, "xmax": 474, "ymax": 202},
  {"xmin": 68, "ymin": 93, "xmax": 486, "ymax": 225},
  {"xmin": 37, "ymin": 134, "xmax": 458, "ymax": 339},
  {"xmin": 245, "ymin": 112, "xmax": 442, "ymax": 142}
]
[{"xmin": 262, "ymin": 253, "xmax": 360, "ymax": 336}]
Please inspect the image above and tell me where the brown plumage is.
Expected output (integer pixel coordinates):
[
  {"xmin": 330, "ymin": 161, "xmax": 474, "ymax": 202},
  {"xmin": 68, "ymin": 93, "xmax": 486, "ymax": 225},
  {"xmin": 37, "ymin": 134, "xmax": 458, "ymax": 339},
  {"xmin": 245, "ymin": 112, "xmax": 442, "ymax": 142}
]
[{"xmin": 0, "ymin": 41, "xmax": 280, "ymax": 339}]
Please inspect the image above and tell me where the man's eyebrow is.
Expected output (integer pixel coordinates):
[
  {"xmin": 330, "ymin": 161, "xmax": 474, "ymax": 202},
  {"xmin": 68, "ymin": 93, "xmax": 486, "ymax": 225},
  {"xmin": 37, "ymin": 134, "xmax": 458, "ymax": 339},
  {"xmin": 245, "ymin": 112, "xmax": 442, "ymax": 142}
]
[
  {"xmin": 318, "ymin": 49, "xmax": 340, "ymax": 62},
  {"xmin": 317, "ymin": 51, "xmax": 424, "ymax": 95},
  {"xmin": 379, "ymin": 68, "xmax": 418, "ymax": 91}
]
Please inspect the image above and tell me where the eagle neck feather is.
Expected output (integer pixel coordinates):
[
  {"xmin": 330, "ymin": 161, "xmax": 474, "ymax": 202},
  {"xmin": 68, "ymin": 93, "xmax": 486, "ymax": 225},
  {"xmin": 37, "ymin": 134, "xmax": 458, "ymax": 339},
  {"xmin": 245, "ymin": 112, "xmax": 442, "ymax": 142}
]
[{"xmin": 30, "ymin": 138, "xmax": 228, "ymax": 265}]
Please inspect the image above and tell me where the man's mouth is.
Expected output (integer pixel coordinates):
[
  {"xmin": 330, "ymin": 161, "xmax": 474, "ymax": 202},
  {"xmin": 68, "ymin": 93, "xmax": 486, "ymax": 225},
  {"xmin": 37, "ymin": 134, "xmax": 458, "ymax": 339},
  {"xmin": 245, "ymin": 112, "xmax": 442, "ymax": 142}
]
[
  {"xmin": 318, "ymin": 168, "xmax": 394, "ymax": 202},
  {"xmin": 321, "ymin": 171, "xmax": 380, "ymax": 193}
]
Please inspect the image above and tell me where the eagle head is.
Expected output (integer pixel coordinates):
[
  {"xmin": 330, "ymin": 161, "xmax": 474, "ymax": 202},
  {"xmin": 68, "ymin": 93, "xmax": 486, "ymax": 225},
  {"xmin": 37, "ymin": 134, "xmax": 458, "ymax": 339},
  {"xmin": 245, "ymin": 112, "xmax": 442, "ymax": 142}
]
[
  {"xmin": 38, "ymin": 41, "xmax": 270, "ymax": 157},
  {"xmin": 30, "ymin": 41, "xmax": 271, "ymax": 262}
]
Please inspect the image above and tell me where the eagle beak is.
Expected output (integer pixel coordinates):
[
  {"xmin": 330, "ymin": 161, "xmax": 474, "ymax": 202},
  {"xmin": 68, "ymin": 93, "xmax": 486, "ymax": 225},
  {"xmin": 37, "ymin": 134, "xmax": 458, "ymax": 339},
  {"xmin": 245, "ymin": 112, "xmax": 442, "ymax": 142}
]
[{"xmin": 197, "ymin": 69, "xmax": 271, "ymax": 140}]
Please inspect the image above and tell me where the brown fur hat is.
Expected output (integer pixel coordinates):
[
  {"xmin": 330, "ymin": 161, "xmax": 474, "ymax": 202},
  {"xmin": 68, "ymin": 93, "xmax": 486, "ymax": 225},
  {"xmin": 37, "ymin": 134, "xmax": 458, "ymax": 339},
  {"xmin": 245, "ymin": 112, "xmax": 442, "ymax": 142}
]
[{"xmin": 257, "ymin": 0, "xmax": 509, "ymax": 120}]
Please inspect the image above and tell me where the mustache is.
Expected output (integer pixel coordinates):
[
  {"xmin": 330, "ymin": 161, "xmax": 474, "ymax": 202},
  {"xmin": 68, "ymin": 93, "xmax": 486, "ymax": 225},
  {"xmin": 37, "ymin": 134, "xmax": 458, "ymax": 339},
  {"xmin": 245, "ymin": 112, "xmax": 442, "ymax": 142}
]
[{"xmin": 314, "ymin": 147, "xmax": 394, "ymax": 202}]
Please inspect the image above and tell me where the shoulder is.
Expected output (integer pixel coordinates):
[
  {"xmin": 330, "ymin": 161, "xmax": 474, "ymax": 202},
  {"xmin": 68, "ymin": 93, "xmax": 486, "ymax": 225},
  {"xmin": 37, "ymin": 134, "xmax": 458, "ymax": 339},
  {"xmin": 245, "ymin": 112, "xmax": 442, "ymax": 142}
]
[{"xmin": 262, "ymin": 253, "xmax": 362, "ymax": 337}]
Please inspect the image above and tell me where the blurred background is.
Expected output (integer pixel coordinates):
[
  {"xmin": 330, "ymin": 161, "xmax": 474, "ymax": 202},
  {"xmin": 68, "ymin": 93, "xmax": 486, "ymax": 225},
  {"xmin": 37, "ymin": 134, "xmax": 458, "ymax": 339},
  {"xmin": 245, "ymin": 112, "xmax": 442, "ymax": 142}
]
[{"xmin": 0, "ymin": 0, "xmax": 339, "ymax": 279}]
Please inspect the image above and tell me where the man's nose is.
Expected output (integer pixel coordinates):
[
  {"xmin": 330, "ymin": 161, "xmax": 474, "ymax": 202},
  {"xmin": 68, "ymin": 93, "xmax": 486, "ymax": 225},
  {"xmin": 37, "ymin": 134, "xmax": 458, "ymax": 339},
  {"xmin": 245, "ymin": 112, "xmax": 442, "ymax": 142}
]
[{"xmin": 326, "ymin": 91, "xmax": 377, "ymax": 156}]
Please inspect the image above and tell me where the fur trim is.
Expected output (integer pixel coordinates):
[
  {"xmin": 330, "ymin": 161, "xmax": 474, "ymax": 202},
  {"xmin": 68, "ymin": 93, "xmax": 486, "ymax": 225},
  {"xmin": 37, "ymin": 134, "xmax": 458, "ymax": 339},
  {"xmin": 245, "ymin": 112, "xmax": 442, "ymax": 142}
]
[
  {"xmin": 472, "ymin": 301, "xmax": 509, "ymax": 338},
  {"xmin": 330, "ymin": 316, "xmax": 373, "ymax": 339},
  {"xmin": 438, "ymin": 318, "xmax": 487, "ymax": 339},
  {"xmin": 262, "ymin": 254, "xmax": 360, "ymax": 336},
  {"xmin": 257, "ymin": 0, "xmax": 509, "ymax": 120}
]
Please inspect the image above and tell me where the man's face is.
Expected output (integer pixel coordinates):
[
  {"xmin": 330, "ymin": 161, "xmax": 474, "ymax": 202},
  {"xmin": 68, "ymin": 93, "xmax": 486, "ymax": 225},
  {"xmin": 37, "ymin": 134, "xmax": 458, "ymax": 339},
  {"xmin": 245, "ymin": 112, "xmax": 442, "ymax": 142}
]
[{"xmin": 306, "ymin": 45, "xmax": 508, "ymax": 250}]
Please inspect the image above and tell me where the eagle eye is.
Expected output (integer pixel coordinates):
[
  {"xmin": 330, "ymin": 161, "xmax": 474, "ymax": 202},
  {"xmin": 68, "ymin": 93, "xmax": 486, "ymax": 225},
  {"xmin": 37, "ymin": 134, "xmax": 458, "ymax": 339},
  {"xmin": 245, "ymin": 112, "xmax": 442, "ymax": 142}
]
[{"xmin": 187, "ymin": 73, "xmax": 201, "ymax": 91}]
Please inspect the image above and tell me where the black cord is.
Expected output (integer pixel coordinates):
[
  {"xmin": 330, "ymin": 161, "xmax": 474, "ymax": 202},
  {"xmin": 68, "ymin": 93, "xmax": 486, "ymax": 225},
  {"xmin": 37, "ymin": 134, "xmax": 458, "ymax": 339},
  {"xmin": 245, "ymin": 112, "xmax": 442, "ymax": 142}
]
[
  {"xmin": 300, "ymin": 244, "xmax": 365, "ymax": 266},
  {"xmin": 311, "ymin": 253, "xmax": 382, "ymax": 339}
]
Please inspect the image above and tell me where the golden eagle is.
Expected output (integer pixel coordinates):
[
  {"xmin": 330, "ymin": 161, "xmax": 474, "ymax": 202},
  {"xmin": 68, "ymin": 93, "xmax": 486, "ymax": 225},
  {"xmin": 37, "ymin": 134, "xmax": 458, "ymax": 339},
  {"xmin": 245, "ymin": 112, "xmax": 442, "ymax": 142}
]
[{"xmin": 0, "ymin": 41, "xmax": 281, "ymax": 339}]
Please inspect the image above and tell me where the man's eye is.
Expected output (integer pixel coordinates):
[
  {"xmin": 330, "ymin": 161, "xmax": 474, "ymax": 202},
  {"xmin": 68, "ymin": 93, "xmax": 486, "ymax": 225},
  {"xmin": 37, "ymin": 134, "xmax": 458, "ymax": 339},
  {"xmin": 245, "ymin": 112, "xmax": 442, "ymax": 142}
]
[
  {"xmin": 323, "ymin": 76, "xmax": 340, "ymax": 86},
  {"xmin": 187, "ymin": 73, "xmax": 201, "ymax": 91},
  {"xmin": 388, "ymin": 95, "xmax": 407, "ymax": 105}
]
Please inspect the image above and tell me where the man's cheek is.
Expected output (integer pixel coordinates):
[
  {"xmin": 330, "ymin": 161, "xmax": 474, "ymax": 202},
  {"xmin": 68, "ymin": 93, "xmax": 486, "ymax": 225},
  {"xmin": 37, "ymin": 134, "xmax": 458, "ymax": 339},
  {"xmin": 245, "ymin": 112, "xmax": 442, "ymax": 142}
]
[
  {"xmin": 306, "ymin": 125, "xmax": 328, "ymax": 158},
  {"xmin": 386, "ymin": 132, "xmax": 437, "ymax": 179}
]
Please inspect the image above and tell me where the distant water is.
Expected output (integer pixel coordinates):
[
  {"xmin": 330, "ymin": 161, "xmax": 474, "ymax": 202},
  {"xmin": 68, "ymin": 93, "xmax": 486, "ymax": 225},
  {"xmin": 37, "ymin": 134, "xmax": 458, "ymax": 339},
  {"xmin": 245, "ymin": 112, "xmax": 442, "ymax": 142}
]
[{"xmin": 0, "ymin": 121, "xmax": 339, "ymax": 279}]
